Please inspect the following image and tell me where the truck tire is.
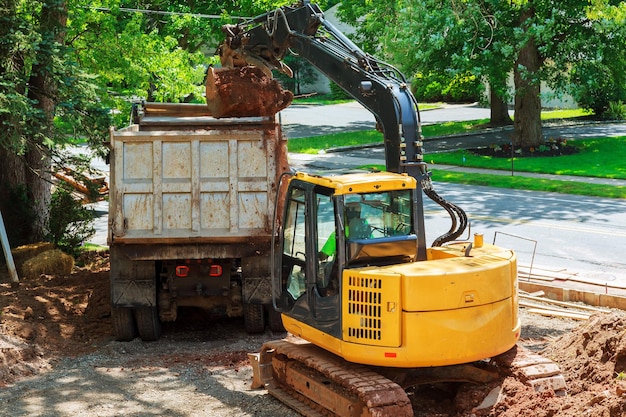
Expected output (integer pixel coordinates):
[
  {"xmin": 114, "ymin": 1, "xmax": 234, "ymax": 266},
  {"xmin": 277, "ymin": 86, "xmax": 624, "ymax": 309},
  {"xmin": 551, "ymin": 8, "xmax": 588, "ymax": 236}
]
[
  {"xmin": 244, "ymin": 303, "xmax": 265, "ymax": 334},
  {"xmin": 135, "ymin": 307, "xmax": 162, "ymax": 341},
  {"xmin": 111, "ymin": 306, "xmax": 138, "ymax": 341},
  {"xmin": 267, "ymin": 307, "xmax": 286, "ymax": 333}
]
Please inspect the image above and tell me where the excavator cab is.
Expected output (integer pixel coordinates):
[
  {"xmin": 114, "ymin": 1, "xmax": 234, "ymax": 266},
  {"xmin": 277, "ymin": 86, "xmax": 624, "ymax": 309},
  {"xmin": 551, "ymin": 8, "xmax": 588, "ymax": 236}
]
[{"xmin": 274, "ymin": 171, "xmax": 422, "ymax": 344}]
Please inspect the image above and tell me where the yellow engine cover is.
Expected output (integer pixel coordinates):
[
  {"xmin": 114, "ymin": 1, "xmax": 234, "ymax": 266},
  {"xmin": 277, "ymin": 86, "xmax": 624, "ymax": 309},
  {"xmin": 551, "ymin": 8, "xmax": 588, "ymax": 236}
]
[{"xmin": 283, "ymin": 242, "xmax": 520, "ymax": 368}]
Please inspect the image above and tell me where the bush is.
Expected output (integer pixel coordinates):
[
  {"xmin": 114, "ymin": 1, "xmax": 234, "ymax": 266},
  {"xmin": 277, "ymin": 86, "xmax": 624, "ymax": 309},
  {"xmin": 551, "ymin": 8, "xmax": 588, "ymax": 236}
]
[
  {"xmin": 604, "ymin": 101, "xmax": 626, "ymax": 120},
  {"xmin": 570, "ymin": 62, "xmax": 626, "ymax": 115},
  {"xmin": 329, "ymin": 81, "xmax": 351, "ymax": 100},
  {"xmin": 411, "ymin": 72, "xmax": 482, "ymax": 103},
  {"xmin": 46, "ymin": 185, "xmax": 95, "ymax": 257}
]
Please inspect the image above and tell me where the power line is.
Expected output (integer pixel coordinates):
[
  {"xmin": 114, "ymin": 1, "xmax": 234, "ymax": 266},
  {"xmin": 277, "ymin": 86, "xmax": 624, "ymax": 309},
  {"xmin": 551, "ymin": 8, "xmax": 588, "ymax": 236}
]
[{"xmin": 83, "ymin": 6, "xmax": 250, "ymax": 20}]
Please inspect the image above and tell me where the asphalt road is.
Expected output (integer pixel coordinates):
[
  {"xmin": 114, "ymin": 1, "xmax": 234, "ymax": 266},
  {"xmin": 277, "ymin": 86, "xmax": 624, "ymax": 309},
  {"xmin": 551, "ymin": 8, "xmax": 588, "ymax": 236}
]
[
  {"xmin": 423, "ymin": 182, "xmax": 626, "ymax": 283},
  {"xmin": 280, "ymin": 102, "xmax": 494, "ymax": 138}
]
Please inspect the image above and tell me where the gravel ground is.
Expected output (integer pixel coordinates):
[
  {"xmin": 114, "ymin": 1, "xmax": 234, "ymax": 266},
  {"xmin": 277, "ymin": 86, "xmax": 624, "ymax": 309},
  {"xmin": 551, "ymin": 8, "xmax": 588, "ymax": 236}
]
[
  {"xmin": 0, "ymin": 308, "xmax": 579, "ymax": 417},
  {"xmin": 3, "ymin": 255, "xmax": 623, "ymax": 417},
  {"xmin": 0, "ymin": 316, "xmax": 299, "ymax": 417}
]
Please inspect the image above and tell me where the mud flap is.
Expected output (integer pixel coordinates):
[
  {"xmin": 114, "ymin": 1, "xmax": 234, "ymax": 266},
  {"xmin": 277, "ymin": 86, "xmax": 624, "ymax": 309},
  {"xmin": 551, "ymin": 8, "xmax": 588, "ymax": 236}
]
[
  {"xmin": 241, "ymin": 256, "xmax": 272, "ymax": 304},
  {"xmin": 110, "ymin": 246, "xmax": 156, "ymax": 307}
]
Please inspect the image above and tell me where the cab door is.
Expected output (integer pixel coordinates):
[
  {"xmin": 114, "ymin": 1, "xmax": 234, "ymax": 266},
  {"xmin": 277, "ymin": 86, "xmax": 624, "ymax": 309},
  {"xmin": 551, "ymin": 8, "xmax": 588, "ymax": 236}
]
[{"xmin": 276, "ymin": 179, "xmax": 341, "ymax": 338}]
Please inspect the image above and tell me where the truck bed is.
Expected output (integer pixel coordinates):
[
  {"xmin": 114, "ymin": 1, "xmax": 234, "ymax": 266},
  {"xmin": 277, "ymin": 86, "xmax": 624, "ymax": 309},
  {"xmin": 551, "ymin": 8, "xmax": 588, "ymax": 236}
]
[{"xmin": 108, "ymin": 103, "xmax": 288, "ymax": 246}]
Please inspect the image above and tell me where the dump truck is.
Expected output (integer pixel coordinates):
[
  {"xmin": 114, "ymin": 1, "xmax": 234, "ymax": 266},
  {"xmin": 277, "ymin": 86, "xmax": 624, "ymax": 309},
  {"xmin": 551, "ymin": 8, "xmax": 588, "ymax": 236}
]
[{"xmin": 108, "ymin": 102, "xmax": 290, "ymax": 341}]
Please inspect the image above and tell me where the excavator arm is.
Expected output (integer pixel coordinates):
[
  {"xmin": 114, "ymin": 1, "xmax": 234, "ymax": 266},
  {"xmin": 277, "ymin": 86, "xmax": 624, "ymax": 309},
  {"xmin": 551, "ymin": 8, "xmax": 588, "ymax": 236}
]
[
  {"xmin": 218, "ymin": 0, "xmax": 467, "ymax": 248},
  {"xmin": 221, "ymin": 2, "xmax": 422, "ymax": 177}
]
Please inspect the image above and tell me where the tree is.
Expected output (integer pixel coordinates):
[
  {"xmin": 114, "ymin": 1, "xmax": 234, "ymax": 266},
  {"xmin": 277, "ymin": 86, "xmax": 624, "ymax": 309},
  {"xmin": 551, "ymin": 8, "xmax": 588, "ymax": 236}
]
[
  {"xmin": 0, "ymin": 0, "xmax": 110, "ymax": 245},
  {"xmin": 338, "ymin": 0, "xmax": 626, "ymax": 147},
  {"xmin": 0, "ymin": 0, "xmax": 69, "ymax": 244},
  {"xmin": 275, "ymin": 55, "xmax": 320, "ymax": 95},
  {"xmin": 0, "ymin": 0, "xmax": 330, "ymax": 248}
]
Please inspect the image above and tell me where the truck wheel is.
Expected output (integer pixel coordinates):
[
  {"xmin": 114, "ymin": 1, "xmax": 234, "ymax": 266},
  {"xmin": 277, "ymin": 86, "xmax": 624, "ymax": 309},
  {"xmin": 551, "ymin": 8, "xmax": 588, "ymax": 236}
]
[
  {"xmin": 111, "ymin": 307, "xmax": 138, "ymax": 341},
  {"xmin": 267, "ymin": 307, "xmax": 286, "ymax": 333},
  {"xmin": 244, "ymin": 303, "xmax": 265, "ymax": 334},
  {"xmin": 135, "ymin": 307, "xmax": 162, "ymax": 341}
]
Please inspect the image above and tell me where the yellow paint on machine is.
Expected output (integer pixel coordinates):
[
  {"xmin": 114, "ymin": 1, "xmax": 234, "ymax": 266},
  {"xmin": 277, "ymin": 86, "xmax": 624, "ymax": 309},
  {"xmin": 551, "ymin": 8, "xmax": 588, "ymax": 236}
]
[{"xmin": 281, "ymin": 242, "xmax": 520, "ymax": 368}]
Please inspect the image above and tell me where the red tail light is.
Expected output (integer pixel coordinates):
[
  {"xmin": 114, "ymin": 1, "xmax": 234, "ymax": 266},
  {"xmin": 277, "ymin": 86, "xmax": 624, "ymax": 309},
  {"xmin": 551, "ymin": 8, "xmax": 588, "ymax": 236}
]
[
  {"xmin": 209, "ymin": 265, "xmax": 223, "ymax": 277},
  {"xmin": 175, "ymin": 265, "xmax": 189, "ymax": 277}
]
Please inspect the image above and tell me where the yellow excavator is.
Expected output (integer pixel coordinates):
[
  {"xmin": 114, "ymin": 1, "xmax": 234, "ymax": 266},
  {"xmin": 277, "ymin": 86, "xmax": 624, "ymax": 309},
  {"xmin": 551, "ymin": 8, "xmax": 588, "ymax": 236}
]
[{"xmin": 212, "ymin": 2, "xmax": 563, "ymax": 415}]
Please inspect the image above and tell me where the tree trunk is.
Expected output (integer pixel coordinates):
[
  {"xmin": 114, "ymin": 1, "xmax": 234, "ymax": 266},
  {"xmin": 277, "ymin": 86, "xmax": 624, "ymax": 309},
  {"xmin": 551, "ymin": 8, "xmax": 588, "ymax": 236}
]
[
  {"xmin": 511, "ymin": 8, "xmax": 543, "ymax": 148},
  {"xmin": 489, "ymin": 88, "xmax": 512, "ymax": 127},
  {"xmin": 22, "ymin": 0, "xmax": 67, "ymax": 241},
  {"xmin": 0, "ymin": 149, "xmax": 34, "ymax": 246}
]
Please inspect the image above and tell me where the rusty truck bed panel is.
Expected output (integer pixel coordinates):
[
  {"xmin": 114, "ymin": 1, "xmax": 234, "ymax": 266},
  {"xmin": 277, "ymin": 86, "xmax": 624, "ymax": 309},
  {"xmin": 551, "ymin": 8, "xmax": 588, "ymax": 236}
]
[{"xmin": 108, "ymin": 105, "xmax": 284, "ymax": 244}]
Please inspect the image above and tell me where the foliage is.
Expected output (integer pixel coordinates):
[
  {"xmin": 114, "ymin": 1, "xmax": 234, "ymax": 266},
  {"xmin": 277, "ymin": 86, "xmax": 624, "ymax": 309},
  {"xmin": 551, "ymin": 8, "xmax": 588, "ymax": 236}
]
[
  {"xmin": 329, "ymin": 81, "xmax": 352, "ymax": 100},
  {"xmin": 569, "ymin": 60, "xmax": 626, "ymax": 116},
  {"xmin": 412, "ymin": 72, "xmax": 482, "ymax": 103},
  {"xmin": 46, "ymin": 185, "xmax": 95, "ymax": 257},
  {"xmin": 604, "ymin": 101, "xmax": 626, "ymax": 121},
  {"xmin": 274, "ymin": 55, "xmax": 320, "ymax": 95},
  {"xmin": 337, "ymin": 0, "xmax": 626, "ymax": 146},
  {"xmin": 1, "ymin": 0, "xmax": 302, "ymax": 246}
]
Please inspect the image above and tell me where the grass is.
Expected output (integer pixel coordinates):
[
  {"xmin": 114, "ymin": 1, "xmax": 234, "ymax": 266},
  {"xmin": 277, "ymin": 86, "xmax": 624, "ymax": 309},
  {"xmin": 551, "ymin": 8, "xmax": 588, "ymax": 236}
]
[
  {"xmin": 360, "ymin": 163, "xmax": 626, "ymax": 199},
  {"xmin": 286, "ymin": 107, "xmax": 625, "ymax": 199},
  {"xmin": 293, "ymin": 94, "xmax": 353, "ymax": 105},
  {"xmin": 540, "ymin": 108, "xmax": 593, "ymax": 120},
  {"xmin": 293, "ymin": 96, "xmax": 442, "ymax": 112},
  {"xmin": 288, "ymin": 107, "xmax": 595, "ymax": 154},
  {"xmin": 429, "ymin": 137, "xmax": 626, "ymax": 180},
  {"xmin": 287, "ymin": 119, "xmax": 487, "ymax": 153},
  {"xmin": 81, "ymin": 243, "xmax": 108, "ymax": 252},
  {"xmin": 429, "ymin": 170, "xmax": 626, "ymax": 199}
]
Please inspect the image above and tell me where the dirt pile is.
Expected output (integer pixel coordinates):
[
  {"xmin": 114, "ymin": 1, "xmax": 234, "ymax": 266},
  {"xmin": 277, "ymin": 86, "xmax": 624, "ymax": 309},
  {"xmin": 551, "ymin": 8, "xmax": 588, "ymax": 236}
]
[
  {"xmin": 205, "ymin": 66, "xmax": 293, "ymax": 118},
  {"xmin": 0, "ymin": 251, "xmax": 111, "ymax": 386},
  {"xmin": 2, "ymin": 255, "xmax": 626, "ymax": 416},
  {"xmin": 480, "ymin": 312, "xmax": 626, "ymax": 417}
]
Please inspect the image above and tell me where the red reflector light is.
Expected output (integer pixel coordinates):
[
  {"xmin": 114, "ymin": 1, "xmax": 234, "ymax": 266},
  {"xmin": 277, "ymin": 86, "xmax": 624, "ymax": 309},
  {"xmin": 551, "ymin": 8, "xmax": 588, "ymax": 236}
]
[
  {"xmin": 384, "ymin": 352, "xmax": 397, "ymax": 358},
  {"xmin": 175, "ymin": 265, "xmax": 189, "ymax": 277},
  {"xmin": 209, "ymin": 265, "xmax": 223, "ymax": 277}
]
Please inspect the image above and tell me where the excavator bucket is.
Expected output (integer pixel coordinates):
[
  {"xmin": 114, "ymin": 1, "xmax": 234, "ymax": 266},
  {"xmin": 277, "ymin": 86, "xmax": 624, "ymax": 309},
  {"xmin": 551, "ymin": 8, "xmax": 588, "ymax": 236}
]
[{"xmin": 205, "ymin": 66, "xmax": 293, "ymax": 118}]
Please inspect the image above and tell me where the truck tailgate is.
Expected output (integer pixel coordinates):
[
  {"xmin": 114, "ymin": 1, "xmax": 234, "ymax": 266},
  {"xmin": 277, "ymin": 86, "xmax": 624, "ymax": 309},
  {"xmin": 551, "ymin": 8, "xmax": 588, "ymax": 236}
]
[{"xmin": 109, "ymin": 116, "xmax": 285, "ymax": 243}]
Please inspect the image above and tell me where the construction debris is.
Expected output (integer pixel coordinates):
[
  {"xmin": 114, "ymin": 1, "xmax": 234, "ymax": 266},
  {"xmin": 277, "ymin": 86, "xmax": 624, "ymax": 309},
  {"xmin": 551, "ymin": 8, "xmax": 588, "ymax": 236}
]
[
  {"xmin": 205, "ymin": 66, "xmax": 293, "ymax": 118},
  {"xmin": 53, "ymin": 168, "xmax": 108, "ymax": 203},
  {"xmin": 519, "ymin": 290, "xmax": 610, "ymax": 321}
]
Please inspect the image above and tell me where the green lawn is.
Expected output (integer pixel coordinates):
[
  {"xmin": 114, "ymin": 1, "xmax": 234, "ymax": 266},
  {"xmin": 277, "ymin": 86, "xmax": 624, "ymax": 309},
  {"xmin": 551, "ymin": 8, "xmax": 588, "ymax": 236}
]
[
  {"xmin": 287, "ymin": 108, "xmax": 593, "ymax": 154},
  {"xmin": 359, "ymin": 137, "xmax": 626, "ymax": 199},
  {"xmin": 287, "ymin": 109, "xmax": 626, "ymax": 199},
  {"xmin": 430, "ymin": 170, "xmax": 626, "ymax": 199},
  {"xmin": 429, "ymin": 137, "xmax": 626, "ymax": 180},
  {"xmin": 287, "ymin": 119, "xmax": 488, "ymax": 153}
]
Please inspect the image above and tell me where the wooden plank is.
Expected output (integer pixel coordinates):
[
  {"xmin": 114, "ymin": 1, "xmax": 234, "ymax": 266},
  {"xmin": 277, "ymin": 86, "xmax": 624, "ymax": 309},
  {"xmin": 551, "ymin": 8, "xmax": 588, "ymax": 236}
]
[
  {"xmin": 519, "ymin": 281, "xmax": 626, "ymax": 310},
  {"xmin": 520, "ymin": 294, "xmax": 610, "ymax": 313},
  {"xmin": 526, "ymin": 308, "xmax": 590, "ymax": 320}
]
